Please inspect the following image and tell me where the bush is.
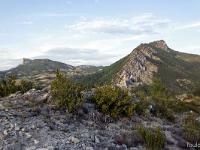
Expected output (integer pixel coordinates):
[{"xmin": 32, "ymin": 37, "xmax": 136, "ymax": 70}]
[
  {"xmin": 0, "ymin": 75, "xmax": 17, "ymax": 97},
  {"xmin": 148, "ymin": 78, "xmax": 175, "ymax": 121},
  {"xmin": 18, "ymin": 79, "xmax": 33, "ymax": 94},
  {"xmin": 150, "ymin": 78, "xmax": 169, "ymax": 99},
  {"xmin": 193, "ymin": 87, "xmax": 200, "ymax": 97},
  {"xmin": 115, "ymin": 130, "xmax": 144, "ymax": 147},
  {"xmin": 183, "ymin": 114, "xmax": 200, "ymax": 144},
  {"xmin": 0, "ymin": 75, "xmax": 33, "ymax": 97},
  {"xmin": 51, "ymin": 71, "xmax": 83, "ymax": 113},
  {"xmin": 138, "ymin": 126, "xmax": 165, "ymax": 150},
  {"xmin": 93, "ymin": 85, "xmax": 135, "ymax": 118}
]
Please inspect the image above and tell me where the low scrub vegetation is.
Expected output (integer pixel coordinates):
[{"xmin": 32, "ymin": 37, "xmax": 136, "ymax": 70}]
[
  {"xmin": 182, "ymin": 113, "xmax": 200, "ymax": 144},
  {"xmin": 193, "ymin": 87, "xmax": 200, "ymax": 97},
  {"xmin": 138, "ymin": 126, "xmax": 166, "ymax": 150},
  {"xmin": 0, "ymin": 75, "xmax": 33, "ymax": 97},
  {"xmin": 51, "ymin": 71, "xmax": 83, "ymax": 113},
  {"xmin": 134, "ymin": 78, "xmax": 175, "ymax": 122},
  {"xmin": 93, "ymin": 85, "xmax": 135, "ymax": 118}
]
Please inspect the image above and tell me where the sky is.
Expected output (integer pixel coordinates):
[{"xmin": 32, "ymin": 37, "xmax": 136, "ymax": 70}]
[{"xmin": 0, "ymin": 0, "xmax": 200, "ymax": 70}]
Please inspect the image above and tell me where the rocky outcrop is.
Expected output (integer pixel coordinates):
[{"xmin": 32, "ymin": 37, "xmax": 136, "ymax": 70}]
[
  {"xmin": 149, "ymin": 40, "xmax": 169, "ymax": 52},
  {"xmin": 23, "ymin": 58, "xmax": 32, "ymax": 65},
  {"xmin": 0, "ymin": 88, "xmax": 193, "ymax": 150},
  {"xmin": 114, "ymin": 43, "xmax": 159, "ymax": 88}
]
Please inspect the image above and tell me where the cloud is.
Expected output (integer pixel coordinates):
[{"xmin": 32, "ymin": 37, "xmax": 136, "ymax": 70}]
[
  {"xmin": 0, "ymin": 59, "xmax": 21, "ymax": 71},
  {"xmin": 182, "ymin": 46, "xmax": 200, "ymax": 54},
  {"xmin": 176, "ymin": 21, "xmax": 200, "ymax": 30},
  {"xmin": 34, "ymin": 47, "xmax": 119, "ymax": 66},
  {"xmin": 0, "ymin": 49, "xmax": 22, "ymax": 70},
  {"xmin": 68, "ymin": 14, "xmax": 170, "ymax": 35}
]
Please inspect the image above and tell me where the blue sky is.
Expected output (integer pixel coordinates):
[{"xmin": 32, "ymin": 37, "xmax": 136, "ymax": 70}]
[{"xmin": 0, "ymin": 0, "xmax": 200, "ymax": 70}]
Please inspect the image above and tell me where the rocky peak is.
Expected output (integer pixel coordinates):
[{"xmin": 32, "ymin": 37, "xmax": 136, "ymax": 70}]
[
  {"xmin": 132, "ymin": 43, "xmax": 155, "ymax": 57},
  {"xmin": 149, "ymin": 40, "xmax": 169, "ymax": 51},
  {"xmin": 23, "ymin": 58, "xmax": 32, "ymax": 65},
  {"xmin": 114, "ymin": 43, "xmax": 159, "ymax": 88}
]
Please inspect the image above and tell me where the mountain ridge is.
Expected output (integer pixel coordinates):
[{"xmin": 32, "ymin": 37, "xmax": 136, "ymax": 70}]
[
  {"xmin": 1, "ymin": 40, "xmax": 200, "ymax": 93},
  {"xmin": 75, "ymin": 40, "xmax": 200, "ymax": 93}
]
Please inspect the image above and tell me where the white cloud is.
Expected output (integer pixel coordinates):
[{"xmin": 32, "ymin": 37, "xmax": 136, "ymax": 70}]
[
  {"xmin": 34, "ymin": 47, "xmax": 118, "ymax": 66},
  {"xmin": 68, "ymin": 14, "xmax": 171, "ymax": 35},
  {"xmin": 2, "ymin": 13, "xmax": 200, "ymax": 71},
  {"xmin": 176, "ymin": 21, "xmax": 200, "ymax": 30},
  {"xmin": 0, "ymin": 59, "xmax": 21, "ymax": 71},
  {"xmin": 182, "ymin": 46, "xmax": 200, "ymax": 54}
]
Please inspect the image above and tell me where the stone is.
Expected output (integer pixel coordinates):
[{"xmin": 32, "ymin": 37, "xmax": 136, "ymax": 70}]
[
  {"xmin": 68, "ymin": 136, "xmax": 80, "ymax": 144},
  {"xmin": 83, "ymin": 102, "xmax": 95, "ymax": 113},
  {"xmin": 86, "ymin": 146, "xmax": 94, "ymax": 150},
  {"xmin": 25, "ymin": 132, "xmax": 32, "ymax": 138},
  {"xmin": 130, "ymin": 148, "xmax": 139, "ymax": 150},
  {"xmin": 0, "ymin": 103, "xmax": 4, "ymax": 110},
  {"xmin": 34, "ymin": 139, "xmax": 40, "ymax": 144},
  {"xmin": 0, "ymin": 133, "xmax": 4, "ymax": 140},
  {"xmin": 15, "ymin": 124, "xmax": 20, "ymax": 131},
  {"xmin": 26, "ymin": 146, "xmax": 36, "ymax": 150},
  {"xmin": 3, "ymin": 130, "xmax": 8, "ymax": 135},
  {"xmin": 94, "ymin": 135, "xmax": 100, "ymax": 143},
  {"xmin": 36, "ymin": 148, "xmax": 48, "ymax": 150}
]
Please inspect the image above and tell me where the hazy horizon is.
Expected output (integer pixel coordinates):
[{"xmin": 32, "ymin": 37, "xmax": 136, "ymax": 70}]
[{"xmin": 0, "ymin": 0, "xmax": 200, "ymax": 70}]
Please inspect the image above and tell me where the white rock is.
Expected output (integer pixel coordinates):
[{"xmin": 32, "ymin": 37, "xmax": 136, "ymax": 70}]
[
  {"xmin": 3, "ymin": 130, "xmax": 8, "ymax": 135},
  {"xmin": 34, "ymin": 139, "xmax": 39, "ymax": 144},
  {"xmin": 26, "ymin": 146, "xmax": 36, "ymax": 150},
  {"xmin": 15, "ymin": 124, "xmax": 20, "ymax": 131},
  {"xmin": 95, "ymin": 136, "xmax": 100, "ymax": 143},
  {"xmin": 68, "ymin": 136, "xmax": 80, "ymax": 144},
  {"xmin": 10, "ymin": 123, "xmax": 14, "ymax": 129},
  {"xmin": 86, "ymin": 147, "xmax": 94, "ymax": 150},
  {"xmin": 25, "ymin": 132, "xmax": 32, "ymax": 138}
]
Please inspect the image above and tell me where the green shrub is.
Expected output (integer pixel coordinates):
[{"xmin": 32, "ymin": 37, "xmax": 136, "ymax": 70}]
[
  {"xmin": 51, "ymin": 71, "xmax": 83, "ymax": 113},
  {"xmin": 153, "ymin": 97, "xmax": 175, "ymax": 122},
  {"xmin": 18, "ymin": 79, "xmax": 33, "ymax": 94},
  {"xmin": 183, "ymin": 114, "xmax": 200, "ymax": 144},
  {"xmin": 148, "ymin": 78, "xmax": 175, "ymax": 121},
  {"xmin": 193, "ymin": 87, "xmax": 200, "ymax": 97},
  {"xmin": 149, "ymin": 78, "xmax": 169, "ymax": 99},
  {"xmin": 0, "ymin": 75, "xmax": 34, "ymax": 97},
  {"xmin": 93, "ymin": 85, "xmax": 135, "ymax": 118},
  {"xmin": 138, "ymin": 126, "xmax": 165, "ymax": 150},
  {"xmin": 0, "ymin": 75, "xmax": 17, "ymax": 97}
]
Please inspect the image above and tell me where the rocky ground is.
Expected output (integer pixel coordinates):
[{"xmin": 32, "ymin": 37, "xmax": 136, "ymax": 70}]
[{"xmin": 0, "ymin": 88, "xmax": 195, "ymax": 150}]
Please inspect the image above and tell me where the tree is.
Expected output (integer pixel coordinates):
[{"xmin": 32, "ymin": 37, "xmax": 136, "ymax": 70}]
[
  {"xmin": 93, "ymin": 85, "xmax": 135, "ymax": 118},
  {"xmin": 51, "ymin": 71, "xmax": 83, "ymax": 112}
]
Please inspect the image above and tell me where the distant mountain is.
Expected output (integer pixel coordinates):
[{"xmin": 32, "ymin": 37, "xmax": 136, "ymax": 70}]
[
  {"xmin": 76, "ymin": 40, "xmax": 200, "ymax": 93},
  {"xmin": 1, "ymin": 41, "xmax": 200, "ymax": 93},
  {"xmin": 3, "ymin": 58, "xmax": 75, "ymax": 77},
  {"xmin": 0, "ymin": 58, "xmax": 102, "ymax": 81}
]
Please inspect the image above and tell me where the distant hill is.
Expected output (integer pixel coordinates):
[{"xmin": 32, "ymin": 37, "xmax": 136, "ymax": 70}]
[
  {"xmin": 0, "ymin": 58, "xmax": 102, "ymax": 86},
  {"xmin": 1, "ymin": 41, "xmax": 200, "ymax": 93},
  {"xmin": 4, "ymin": 58, "xmax": 75, "ymax": 77},
  {"xmin": 75, "ymin": 40, "xmax": 200, "ymax": 93}
]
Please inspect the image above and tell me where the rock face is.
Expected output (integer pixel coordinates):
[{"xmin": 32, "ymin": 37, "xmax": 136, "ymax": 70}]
[
  {"xmin": 113, "ymin": 42, "xmax": 160, "ymax": 88},
  {"xmin": 149, "ymin": 40, "xmax": 169, "ymax": 52},
  {"xmin": 23, "ymin": 58, "xmax": 32, "ymax": 65}
]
